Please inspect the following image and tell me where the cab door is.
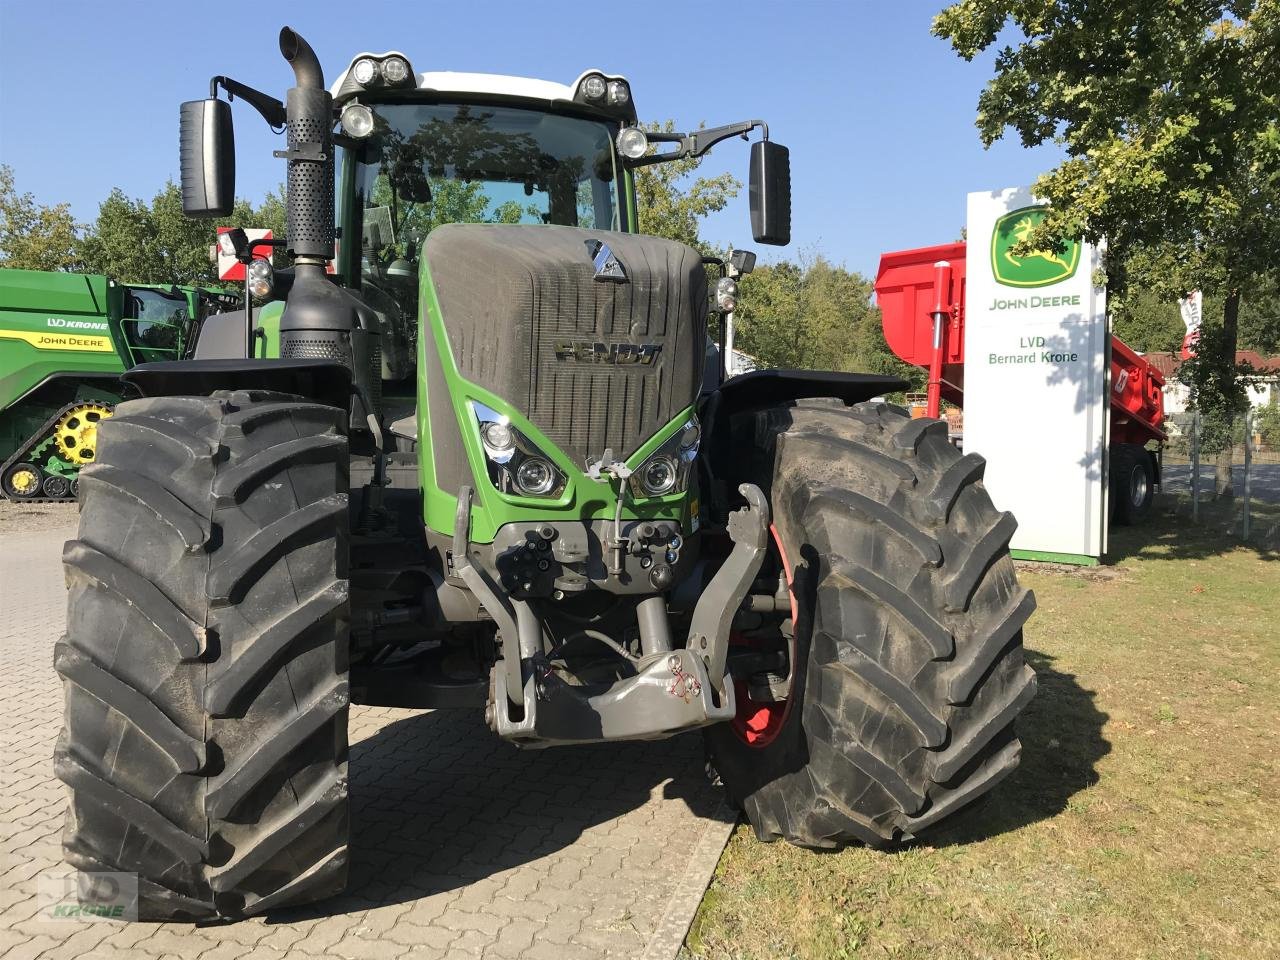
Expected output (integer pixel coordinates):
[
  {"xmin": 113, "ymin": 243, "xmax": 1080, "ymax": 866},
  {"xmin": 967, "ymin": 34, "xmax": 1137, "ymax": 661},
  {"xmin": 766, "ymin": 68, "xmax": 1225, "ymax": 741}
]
[{"xmin": 122, "ymin": 287, "xmax": 191, "ymax": 366}]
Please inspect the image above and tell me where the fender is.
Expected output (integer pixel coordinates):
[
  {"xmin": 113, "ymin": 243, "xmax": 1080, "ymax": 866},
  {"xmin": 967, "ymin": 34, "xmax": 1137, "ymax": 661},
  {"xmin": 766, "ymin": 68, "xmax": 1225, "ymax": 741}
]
[
  {"xmin": 698, "ymin": 369, "xmax": 911, "ymax": 525},
  {"xmin": 122, "ymin": 359, "xmax": 351, "ymax": 410},
  {"xmin": 708, "ymin": 368, "xmax": 907, "ymax": 419}
]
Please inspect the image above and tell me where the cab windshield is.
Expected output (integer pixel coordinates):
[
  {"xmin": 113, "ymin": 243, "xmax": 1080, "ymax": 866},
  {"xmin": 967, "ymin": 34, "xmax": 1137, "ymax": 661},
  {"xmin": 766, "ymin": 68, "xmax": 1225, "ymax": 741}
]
[
  {"xmin": 345, "ymin": 103, "xmax": 622, "ymax": 345},
  {"xmin": 348, "ymin": 102, "xmax": 621, "ymax": 265}
]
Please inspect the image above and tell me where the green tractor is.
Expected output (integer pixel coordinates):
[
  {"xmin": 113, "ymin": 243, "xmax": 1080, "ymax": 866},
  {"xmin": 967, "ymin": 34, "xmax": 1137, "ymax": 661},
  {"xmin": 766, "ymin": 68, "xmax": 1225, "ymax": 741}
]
[
  {"xmin": 56, "ymin": 28, "xmax": 1037, "ymax": 919},
  {"xmin": 0, "ymin": 269, "xmax": 236, "ymax": 500}
]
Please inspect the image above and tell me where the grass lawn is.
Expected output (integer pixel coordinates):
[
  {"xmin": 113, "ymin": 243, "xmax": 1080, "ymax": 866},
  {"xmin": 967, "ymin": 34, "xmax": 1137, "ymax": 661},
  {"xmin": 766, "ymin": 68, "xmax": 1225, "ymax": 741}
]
[{"xmin": 686, "ymin": 497, "xmax": 1280, "ymax": 959}]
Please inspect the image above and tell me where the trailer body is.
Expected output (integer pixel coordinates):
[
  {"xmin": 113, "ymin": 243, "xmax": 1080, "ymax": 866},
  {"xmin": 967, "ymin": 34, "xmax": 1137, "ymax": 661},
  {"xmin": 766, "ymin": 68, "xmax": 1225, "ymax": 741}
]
[{"xmin": 874, "ymin": 241, "xmax": 1167, "ymax": 444}]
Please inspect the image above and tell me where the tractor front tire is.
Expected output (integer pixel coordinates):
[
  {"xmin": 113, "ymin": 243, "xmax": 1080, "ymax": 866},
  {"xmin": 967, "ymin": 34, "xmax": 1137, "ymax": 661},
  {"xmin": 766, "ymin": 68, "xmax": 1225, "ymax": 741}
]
[
  {"xmin": 706, "ymin": 400, "xmax": 1037, "ymax": 847},
  {"xmin": 55, "ymin": 390, "xmax": 350, "ymax": 919}
]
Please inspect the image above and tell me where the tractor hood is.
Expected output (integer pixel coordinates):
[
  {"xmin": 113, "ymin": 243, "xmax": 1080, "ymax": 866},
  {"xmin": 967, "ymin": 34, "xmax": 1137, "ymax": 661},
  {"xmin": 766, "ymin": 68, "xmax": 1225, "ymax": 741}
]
[{"xmin": 423, "ymin": 223, "xmax": 708, "ymax": 469}]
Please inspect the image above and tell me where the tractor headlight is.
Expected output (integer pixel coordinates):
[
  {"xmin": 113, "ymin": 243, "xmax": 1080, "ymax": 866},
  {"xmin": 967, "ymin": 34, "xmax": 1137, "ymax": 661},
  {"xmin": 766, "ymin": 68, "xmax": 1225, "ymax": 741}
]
[
  {"xmin": 481, "ymin": 420, "xmax": 515, "ymax": 460},
  {"xmin": 471, "ymin": 402, "xmax": 566, "ymax": 499},
  {"xmin": 246, "ymin": 257, "xmax": 274, "ymax": 299},
  {"xmin": 515, "ymin": 458, "xmax": 556, "ymax": 496},
  {"xmin": 639, "ymin": 456, "xmax": 677, "ymax": 496},
  {"xmin": 341, "ymin": 103, "xmax": 375, "ymax": 138},
  {"xmin": 580, "ymin": 74, "xmax": 607, "ymax": 101},
  {"xmin": 352, "ymin": 57, "xmax": 379, "ymax": 86},
  {"xmin": 629, "ymin": 415, "xmax": 700, "ymax": 499},
  {"xmin": 380, "ymin": 55, "xmax": 411, "ymax": 85},
  {"xmin": 616, "ymin": 126, "xmax": 649, "ymax": 160},
  {"xmin": 715, "ymin": 277, "xmax": 738, "ymax": 313},
  {"xmin": 607, "ymin": 80, "xmax": 630, "ymax": 105}
]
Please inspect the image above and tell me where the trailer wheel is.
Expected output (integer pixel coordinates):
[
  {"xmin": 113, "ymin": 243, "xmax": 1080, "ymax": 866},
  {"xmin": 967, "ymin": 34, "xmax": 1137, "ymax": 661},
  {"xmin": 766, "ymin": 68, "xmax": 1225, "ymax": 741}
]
[
  {"xmin": 1112, "ymin": 443, "xmax": 1154, "ymax": 525},
  {"xmin": 706, "ymin": 400, "xmax": 1036, "ymax": 847},
  {"xmin": 55, "ymin": 390, "xmax": 350, "ymax": 919}
]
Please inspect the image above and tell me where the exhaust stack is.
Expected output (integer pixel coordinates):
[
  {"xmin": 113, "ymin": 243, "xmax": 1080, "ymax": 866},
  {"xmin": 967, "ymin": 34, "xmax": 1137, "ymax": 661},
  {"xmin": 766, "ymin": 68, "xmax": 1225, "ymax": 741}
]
[
  {"xmin": 279, "ymin": 27, "xmax": 333, "ymax": 264},
  {"xmin": 275, "ymin": 27, "xmax": 380, "ymax": 427}
]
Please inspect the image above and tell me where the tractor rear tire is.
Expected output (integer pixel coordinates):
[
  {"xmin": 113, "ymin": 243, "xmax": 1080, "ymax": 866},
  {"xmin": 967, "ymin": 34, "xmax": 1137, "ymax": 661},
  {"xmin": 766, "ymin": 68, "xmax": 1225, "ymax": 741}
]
[
  {"xmin": 706, "ymin": 400, "xmax": 1037, "ymax": 847},
  {"xmin": 1112, "ymin": 443, "xmax": 1154, "ymax": 525},
  {"xmin": 55, "ymin": 390, "xmax": 350, "ymax": 919}
]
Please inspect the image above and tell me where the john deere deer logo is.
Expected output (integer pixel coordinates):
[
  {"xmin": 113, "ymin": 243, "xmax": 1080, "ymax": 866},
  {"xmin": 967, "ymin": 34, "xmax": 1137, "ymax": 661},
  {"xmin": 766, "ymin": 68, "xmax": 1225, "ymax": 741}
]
[{"xmin": 990, "ymin": 206, "xmax": 1080, "ymax": 288}]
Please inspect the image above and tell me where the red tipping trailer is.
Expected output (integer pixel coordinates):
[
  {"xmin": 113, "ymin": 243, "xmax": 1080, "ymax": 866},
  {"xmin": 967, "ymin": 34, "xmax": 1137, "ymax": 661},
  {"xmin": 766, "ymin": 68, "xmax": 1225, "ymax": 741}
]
[{"xmin": 875, "ymin": 240, "xmax": 1167, "ymax": 522}]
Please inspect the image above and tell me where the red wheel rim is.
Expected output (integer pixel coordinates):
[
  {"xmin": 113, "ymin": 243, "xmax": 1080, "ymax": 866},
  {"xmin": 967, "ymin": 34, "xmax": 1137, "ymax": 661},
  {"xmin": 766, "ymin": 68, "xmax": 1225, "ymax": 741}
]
[{"xmin": 730, "ymin": 523, "xmax": 797, "ymax": 748}]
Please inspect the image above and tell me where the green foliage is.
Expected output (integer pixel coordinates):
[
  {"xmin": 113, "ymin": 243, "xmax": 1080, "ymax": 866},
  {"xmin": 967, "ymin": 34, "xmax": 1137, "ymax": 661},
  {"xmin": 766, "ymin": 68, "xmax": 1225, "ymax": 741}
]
[
  {"xmin": 76, "ymin": 181, "xmax": 285, "ymax": 286},
  {"xmin": 1178, "ymin": 325, "xmax": 1255, "ymax": 451},
  {"xmin": 1111, "ymin": 288, "xmax": 1185, "ymax": 354},
  {"xmin": 734, "ymin": 253, "xmax": 923, "ymax": 382},
  {"xmin": 0, "ymin": 165, "xmax": 82, "ymax": 271},
  {"xmin": 1255, "ymin": 397, "xmax": 1280, "ymax": 447},
  {"xmin": 934, "ymin": 1, "xmax": 1280, "ymax": 293},
  {"xmin": 634, "ymin": 121, "xmax": 740, "ymax": 250},
  {"xmin": 1238, "ymin": 274, "xmax": 1280, "ymax": 354},
  {"xmin": 366, "ymin": 174, "xmax": 543, "ymax": 263}
]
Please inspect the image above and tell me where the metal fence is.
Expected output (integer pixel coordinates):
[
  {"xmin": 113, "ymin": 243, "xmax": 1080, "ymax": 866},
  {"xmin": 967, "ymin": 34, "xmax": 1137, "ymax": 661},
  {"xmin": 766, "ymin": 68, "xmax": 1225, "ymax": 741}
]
[{"xmin": 1159, "ymin": 408, "xmax": 1275, "ymax": 532}]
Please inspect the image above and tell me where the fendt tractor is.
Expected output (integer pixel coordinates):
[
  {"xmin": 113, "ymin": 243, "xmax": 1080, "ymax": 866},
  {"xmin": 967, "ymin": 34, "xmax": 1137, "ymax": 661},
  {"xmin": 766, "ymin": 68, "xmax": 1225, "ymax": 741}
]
[
  {"xmin": 56, "ymin": 28, "xmax": 1037, "ymax": 919},
  {"xmin": 0, "ymin": 269, "xmax": 236, "ymax": 501}
]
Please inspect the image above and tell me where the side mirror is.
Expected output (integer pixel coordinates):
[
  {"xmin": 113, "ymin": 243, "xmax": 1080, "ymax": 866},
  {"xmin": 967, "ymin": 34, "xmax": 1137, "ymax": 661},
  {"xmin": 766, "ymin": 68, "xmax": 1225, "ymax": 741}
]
[
  {"xmin": 730, "ymin": 249, "xmax": 757, "ymax": 275},
  {"xmin": 179, "ymin": 98, "xmax": 235, "ymax": 218},
  {"xmin": 749, "ymin": 141, "xmax": 791, "ymax": 246}
]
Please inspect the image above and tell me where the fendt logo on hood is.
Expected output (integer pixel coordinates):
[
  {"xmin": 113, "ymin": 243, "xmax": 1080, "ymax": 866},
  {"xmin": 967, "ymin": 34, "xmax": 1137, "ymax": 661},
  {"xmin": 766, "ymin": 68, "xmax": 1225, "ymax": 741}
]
[
  {"xmin": 555, "ymin": 341, "xmax": 661, "ymax": 365},
  {"xmin": 991, "ymin": 206, "xmax": 1080, "ymax": 288},
  {"xmin": 585, "ymin": 239, "xmax": 628, "ymax": 283}
]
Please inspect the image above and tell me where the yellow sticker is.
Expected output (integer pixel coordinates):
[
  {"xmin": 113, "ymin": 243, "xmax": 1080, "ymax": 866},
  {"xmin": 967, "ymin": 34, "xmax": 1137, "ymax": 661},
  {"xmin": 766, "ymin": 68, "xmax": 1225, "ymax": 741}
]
[
  {"xmin": 0, "ymin": 329, "xmax": 115, "ymax": 353},
  {"xmin": 689, "ymin": 497, "xmax": 700, "ymax": 532}
]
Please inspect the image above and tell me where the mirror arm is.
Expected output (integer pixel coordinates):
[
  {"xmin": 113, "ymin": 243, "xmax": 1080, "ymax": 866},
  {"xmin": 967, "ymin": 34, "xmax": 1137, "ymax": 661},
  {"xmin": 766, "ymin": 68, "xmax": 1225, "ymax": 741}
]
[
  {"xmin": 627, "ymin": 120, "xmax": 769, "ymax": 168},
  {"xmin": 210, "ymin": 76, "xmax": 287, "ymax": 129}
]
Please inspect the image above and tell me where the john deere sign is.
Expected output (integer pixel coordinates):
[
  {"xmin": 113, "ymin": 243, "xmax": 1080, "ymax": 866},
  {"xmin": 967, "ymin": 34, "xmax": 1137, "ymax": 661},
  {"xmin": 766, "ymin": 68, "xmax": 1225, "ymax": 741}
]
[
  {"xmin": 991, "ymin": 206, "xmax": 1080, "ymax": 288},
  {"xmin": 966, "ymin": 187, "xmax": 1109, "ymax": 564}
]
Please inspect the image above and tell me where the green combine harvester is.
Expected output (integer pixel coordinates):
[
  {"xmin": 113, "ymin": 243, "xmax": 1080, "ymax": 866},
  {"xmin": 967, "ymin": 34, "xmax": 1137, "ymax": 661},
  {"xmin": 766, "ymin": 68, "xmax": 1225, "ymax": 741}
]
[
  {"xmin": 0, "ymin": 269, "xmax": 236, "ymax": 500},
  {"xmin": 55, "ymin": 28, "xmax": 1037, "ymax": 920}
]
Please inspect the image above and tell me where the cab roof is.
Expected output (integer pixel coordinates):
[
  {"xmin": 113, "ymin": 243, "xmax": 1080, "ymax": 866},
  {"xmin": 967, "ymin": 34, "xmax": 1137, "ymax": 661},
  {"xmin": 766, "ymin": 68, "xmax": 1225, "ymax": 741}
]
[{"xmin": 330, "ymin": 54, "xmax": 636, "ymax": 122}]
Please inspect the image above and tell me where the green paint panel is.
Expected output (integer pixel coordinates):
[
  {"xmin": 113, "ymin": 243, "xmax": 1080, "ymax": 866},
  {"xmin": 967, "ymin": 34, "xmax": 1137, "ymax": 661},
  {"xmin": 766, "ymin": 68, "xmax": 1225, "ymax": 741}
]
[
  {"xmin": 1, "ymin": 269, "xmax": 225, "ymax": 467},
  {"xmin": 415, "ymin": 258, "xmax": 691, "ymax": 544},
  {"xmin": 256, "ymin": 301, "xmax": 283, "ymax": 358},
  {"xmin": 0, "ymin": 270, "xmax": 125, "ymax": 414}
]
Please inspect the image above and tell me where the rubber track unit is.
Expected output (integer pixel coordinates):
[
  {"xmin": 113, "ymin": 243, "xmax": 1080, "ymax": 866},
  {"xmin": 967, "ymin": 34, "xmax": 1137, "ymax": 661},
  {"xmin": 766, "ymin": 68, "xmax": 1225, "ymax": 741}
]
[
  {"xmin": 0, "ymin": 400, "xmax": 115, "ymax": 502},
  {"xmin": 54, "ymin": 390, "xmax": 350, "ymax": 919},
  {"xmin": 706, "ymin": 399, "xmax": 1036, "ymax": 848}
]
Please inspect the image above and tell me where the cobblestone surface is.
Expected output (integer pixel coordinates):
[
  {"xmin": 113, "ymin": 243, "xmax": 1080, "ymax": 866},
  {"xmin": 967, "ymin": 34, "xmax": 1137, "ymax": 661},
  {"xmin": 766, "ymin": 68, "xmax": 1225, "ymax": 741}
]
[{"xmin": 0, "ymin": 510, "xmax": 732, "ymax": 959}]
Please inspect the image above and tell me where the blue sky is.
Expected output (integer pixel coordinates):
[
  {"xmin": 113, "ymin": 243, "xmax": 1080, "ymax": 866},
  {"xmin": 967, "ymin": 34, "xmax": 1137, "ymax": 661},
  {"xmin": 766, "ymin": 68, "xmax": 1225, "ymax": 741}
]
[{"xmin": 0, "ymin": 0, "xmax": 1057, "ymax": 277}]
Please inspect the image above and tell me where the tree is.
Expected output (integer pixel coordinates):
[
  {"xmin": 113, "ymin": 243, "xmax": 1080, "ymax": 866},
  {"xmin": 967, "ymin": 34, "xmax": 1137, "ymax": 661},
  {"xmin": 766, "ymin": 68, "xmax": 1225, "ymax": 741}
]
[
  {"xmin": 634, "ymin": 122, "xmax": 740, "ymax": 250},
  {"xmin": 1238, "ymin": 275, "xmax": 1280, "ymax": 355},
  {"xmin": 0, "ymin": 165, "xmax": 81, "ymax": 271},
  {"xmin": 1111, "ymin": 288, "xmax": 1186, "ymax": 355},
  {"xmin": 935, "ymin": 0, "xmax": 1280, "ymax": 496},
  {"xmin": 77, "ymin": 182, "xmax": 284, "ymax": 287},
  {"xmin": 733, "ymin": 252, "xmax": 923, "ymax": 386}
]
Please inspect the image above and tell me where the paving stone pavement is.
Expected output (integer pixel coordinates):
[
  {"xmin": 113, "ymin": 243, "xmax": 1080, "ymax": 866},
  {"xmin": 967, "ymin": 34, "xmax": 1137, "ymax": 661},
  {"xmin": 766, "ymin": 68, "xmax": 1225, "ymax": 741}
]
[{"xmin": 0, "ymin": 510, "xmax": 735, "ymax": 959}]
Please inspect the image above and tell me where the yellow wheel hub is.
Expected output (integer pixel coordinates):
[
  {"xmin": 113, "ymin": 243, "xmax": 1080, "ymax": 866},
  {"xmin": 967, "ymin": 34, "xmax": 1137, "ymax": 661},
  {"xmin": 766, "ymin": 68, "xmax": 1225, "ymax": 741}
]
[
  {"xmin": 9, "ymin": 467, "xmax": 40, "ymax": 495},
  {"xmin": 55, "ymin": 403, "xmax": 113, "ymax": 465}
]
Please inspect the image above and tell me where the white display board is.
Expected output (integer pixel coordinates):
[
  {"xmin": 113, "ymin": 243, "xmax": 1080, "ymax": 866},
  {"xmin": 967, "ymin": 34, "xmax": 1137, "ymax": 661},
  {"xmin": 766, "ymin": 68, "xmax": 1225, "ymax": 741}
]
[{"xmin": 964, "ymin": 187, "xmax": 1109, "ymax": 563}]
